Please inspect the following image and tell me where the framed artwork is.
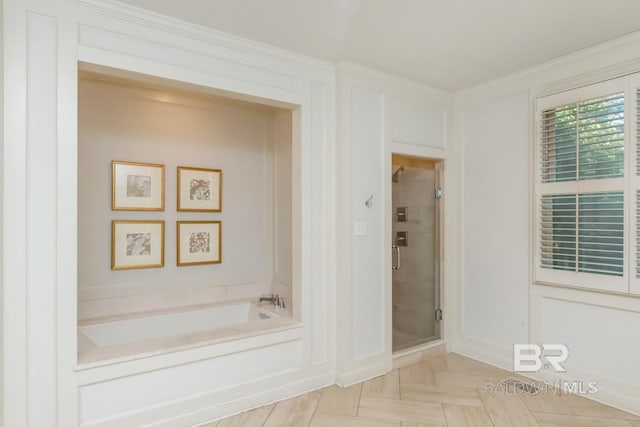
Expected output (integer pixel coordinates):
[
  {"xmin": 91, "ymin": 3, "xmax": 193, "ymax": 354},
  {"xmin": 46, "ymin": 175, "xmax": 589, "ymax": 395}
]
[
  {"xmin": 177, "ymin": 221, "xmax": 222, "ymax": 266},
  {"xmin": 111, "ymin": 220, "xmax": 165, "ymax": 270},
  {"xmin": 112, "ymin": 161, "xmax": 165, "ymax": 211},
  {"xmin": 177, "ymin": 166, "xmax": 222, "ymax": 212}
]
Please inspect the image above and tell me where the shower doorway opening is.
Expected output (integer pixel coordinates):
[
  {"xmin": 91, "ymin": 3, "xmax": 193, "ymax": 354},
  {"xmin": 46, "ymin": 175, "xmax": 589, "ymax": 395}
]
[{"xmin": 391, "ymin": 154, "xmax": 443, "ymax": 353}]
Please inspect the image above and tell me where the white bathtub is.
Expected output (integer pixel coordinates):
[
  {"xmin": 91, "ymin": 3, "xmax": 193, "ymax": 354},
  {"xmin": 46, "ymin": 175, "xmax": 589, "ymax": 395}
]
[{"xmin": 79, "ymin": 302, "xmax": 278, "ymax": 347}]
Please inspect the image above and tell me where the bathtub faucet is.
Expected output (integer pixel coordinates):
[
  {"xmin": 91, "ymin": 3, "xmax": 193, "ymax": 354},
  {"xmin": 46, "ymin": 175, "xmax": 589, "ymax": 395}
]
[{"xmin": 258, "ymin": 293, "xmax": 285, "ymax": 309}]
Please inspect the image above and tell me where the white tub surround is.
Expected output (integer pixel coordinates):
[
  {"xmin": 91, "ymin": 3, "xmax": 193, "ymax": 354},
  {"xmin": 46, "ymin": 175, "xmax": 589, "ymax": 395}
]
[
  {"xmin": 77, "ymin": 327, "xmax": 306, "ymax": 427},
  {"xmin": 2, "ymin": 0, "xmax": 334, "ymax": 425}
]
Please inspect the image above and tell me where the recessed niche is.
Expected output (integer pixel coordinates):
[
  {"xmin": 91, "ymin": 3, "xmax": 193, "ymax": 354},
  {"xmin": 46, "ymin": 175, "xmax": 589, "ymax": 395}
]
[{"xmin": 77, "ymin": 68, "xmax": 295, "ymax": 360}]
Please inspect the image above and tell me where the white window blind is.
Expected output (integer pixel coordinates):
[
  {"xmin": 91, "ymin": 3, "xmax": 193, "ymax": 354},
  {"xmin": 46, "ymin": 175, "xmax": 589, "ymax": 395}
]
[
  {"xmin": 540, "ymin": 192, "xmax": 624, "ymax": 276},
  {"xmin": 636, "ymin": 87, "xmax": 640, "ymax": 175},
  {"xmin": 541, "ymin": 92, "xmax": 625, "ymax": 183},
  {"xmin": 535, "ymin": 77, "xmax": 628, "ymax": 292}
]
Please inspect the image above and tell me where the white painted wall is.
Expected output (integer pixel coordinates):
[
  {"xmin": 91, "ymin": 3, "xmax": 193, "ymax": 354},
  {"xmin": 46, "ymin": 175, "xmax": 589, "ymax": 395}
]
[
  {"xmin": 461, "ymin": 92, "xmax": 529, "ymax": 348},
  {"xmin": 391, "ymin": 97, "xmax": 445, "ymax": 148},
  {"xmin": 349, "ymin": 84, "xmax": 385, "ymax": 359},
  {"xmin": 541, "ymin": 299, "xmax": 639, "ymax": 384},
  {"xmin": 530, "ymin": 286, "xmax": 640, "ymax": 412},
  {"xmin": 336, "ymin": 63, "xmax": 452, "ymax": 385},
  {"xmin": 26, "ymin": 14, "xmax": 58, "ymax": 426},
  {"xmin": 454, "ymin": 32, "xmax": 640, "ymax": 415},
  {"xmin": 336, "ymin": 72, "xmax": 387, "ymax": 383},
  {"xmin": 0, "ymin": 0, "xmax": 4, "ymax": 419}
]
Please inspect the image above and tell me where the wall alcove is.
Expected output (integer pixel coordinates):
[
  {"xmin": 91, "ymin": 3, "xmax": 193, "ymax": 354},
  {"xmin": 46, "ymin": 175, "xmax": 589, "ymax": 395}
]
[
  {"xmin": 78, "ymin": 70, "xmax": 293, "ymax": 313},
  {"xmin": 77, "ymin": 68, "xmax": 297, "ymax": 363},
  {"xmin": 3, "ymin": 2, "xmax": 334, "ymax": 424},
  {"xmin": 71, "ymin": 66, "xmax": 320, "ymax": 426}
]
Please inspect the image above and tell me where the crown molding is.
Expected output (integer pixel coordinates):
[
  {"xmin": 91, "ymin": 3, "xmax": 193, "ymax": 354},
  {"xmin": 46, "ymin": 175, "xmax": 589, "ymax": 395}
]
[{"xmin": 65, "ymin": 0, "xmax": 335, "ymax": 73}]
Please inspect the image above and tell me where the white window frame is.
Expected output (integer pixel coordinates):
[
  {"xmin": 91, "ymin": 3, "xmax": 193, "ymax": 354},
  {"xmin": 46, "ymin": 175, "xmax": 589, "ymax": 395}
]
[
  {"xmin": 534, "ymin": 77, "xmax": 629, "ymax": 293},
  {"xmin": 630, "ymin": 73, "xmax": 640, "ymax": 295}
]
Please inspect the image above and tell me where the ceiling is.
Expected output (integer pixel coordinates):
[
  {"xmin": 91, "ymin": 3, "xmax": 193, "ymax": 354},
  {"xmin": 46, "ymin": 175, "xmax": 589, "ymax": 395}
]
[{"xmin": 117, "ymin": 0, "xmax": 640, "ymax": 91}]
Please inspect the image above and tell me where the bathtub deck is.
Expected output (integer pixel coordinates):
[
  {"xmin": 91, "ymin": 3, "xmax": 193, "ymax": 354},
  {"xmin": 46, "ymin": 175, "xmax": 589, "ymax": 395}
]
[{"xmin": 76, "ymin": 299, "xmax": 298, "ymax": 368}]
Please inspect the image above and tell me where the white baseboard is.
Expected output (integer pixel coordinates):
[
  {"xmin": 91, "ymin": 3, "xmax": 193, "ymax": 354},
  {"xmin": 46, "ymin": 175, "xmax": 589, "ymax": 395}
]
[
  {"xmin": 450, "ymin": 335, "xmax": 513, "ymax": 371},
  {"xmin": 335, "ymin": 361, "xmax": 387, "ymax": 387},
  {"xmin": 392, "ymin": 340, "xmax": 447, "ymax": 370},
  {"xmin": 528, "ymin": 363, "xmax": 640, "ymax": 416},
  {"xmin": 452, "ymin": 335, "xmax": 640, "ymax": 417}
]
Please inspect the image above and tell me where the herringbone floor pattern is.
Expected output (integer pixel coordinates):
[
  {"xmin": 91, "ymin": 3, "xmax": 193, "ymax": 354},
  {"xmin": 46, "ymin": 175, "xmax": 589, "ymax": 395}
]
[{"xmin": 205, "ymin": 352, "xmax": 639, "ymax": 426}]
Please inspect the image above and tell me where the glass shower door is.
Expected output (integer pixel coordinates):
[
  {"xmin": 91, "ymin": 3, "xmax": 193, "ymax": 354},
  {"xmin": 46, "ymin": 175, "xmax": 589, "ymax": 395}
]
[{"xmin": 391, "ymin": 157, "xmax": 441, "ymax": 352}]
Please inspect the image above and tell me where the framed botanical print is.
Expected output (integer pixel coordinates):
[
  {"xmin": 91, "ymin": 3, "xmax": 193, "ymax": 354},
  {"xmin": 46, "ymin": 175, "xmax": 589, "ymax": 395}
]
[
  {"xmin": 177, "ymin": 221, "xmax": 222, "ymax": 266},
  {"xmin": 112, "ymin": 161, "xmax": 165, "ymax": 211},
  {"xmin": 111, "ymin": 220, "xmax": 165, "ymax": 270},
  {"xmin": 177, "ymin": 166, "xmax": 222, "ymax": 212}
]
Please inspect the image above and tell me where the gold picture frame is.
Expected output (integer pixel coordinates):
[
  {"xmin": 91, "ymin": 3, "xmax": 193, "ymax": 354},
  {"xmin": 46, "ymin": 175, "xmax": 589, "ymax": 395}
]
[
  {"xmin": 111, "ymin": 220, "xmax": 165, "ymax": 270},
  {"xmin": 177, "ymin": 221, "xmax": 222, "ymax": 266},
  {"xmin": 112, "ymin": 160, "xmax": 165, "ymax": 211},
  {"xmin": 177, "ymin": 166, "xmax": 222, "ymax": 212}
]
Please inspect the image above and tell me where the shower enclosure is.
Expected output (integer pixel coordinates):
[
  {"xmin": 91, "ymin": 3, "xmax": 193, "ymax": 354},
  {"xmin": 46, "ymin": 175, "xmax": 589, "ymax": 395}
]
[{"xmin": 391, "ymin": 155, "xmax": 442, "ymax": 352}]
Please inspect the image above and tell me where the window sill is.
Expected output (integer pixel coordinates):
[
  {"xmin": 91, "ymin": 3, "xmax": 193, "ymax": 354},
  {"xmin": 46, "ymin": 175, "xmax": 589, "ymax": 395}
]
[{"xmin": 532, "ymin": 281, "xmax": 640, "ymax": 312}]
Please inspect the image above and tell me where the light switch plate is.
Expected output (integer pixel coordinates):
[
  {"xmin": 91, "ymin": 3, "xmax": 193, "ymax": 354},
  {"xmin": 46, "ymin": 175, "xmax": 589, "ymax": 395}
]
[{"xmin": 354, "ymin": 221, "xmax": 367, "ymax": 236}]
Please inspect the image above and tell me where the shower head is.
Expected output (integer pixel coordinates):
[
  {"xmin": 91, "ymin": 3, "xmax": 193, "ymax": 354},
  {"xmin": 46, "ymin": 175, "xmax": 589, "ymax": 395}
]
[{"xmin": 392, "ymin": 166, "xmax": 404, "ymax": 183}]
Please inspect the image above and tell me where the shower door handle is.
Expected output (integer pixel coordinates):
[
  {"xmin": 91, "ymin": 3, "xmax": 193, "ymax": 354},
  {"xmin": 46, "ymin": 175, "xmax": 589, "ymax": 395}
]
[{"xmin": 392, "ymin": 245, "xmax": 400, "ymax": 270}]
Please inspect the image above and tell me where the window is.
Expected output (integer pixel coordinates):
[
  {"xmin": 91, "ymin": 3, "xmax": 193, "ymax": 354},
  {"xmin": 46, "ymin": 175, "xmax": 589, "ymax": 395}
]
[
  {"xmin": 540, "ymin": 92, "xmax": 624, "ymax": 183},
  {"xmin": 535, "ymin": 77, "xmax": 639, "ymax": 294},
  {"xmin": 539, "ymin": 192, "xmax": 624, "ymax": 277}
]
